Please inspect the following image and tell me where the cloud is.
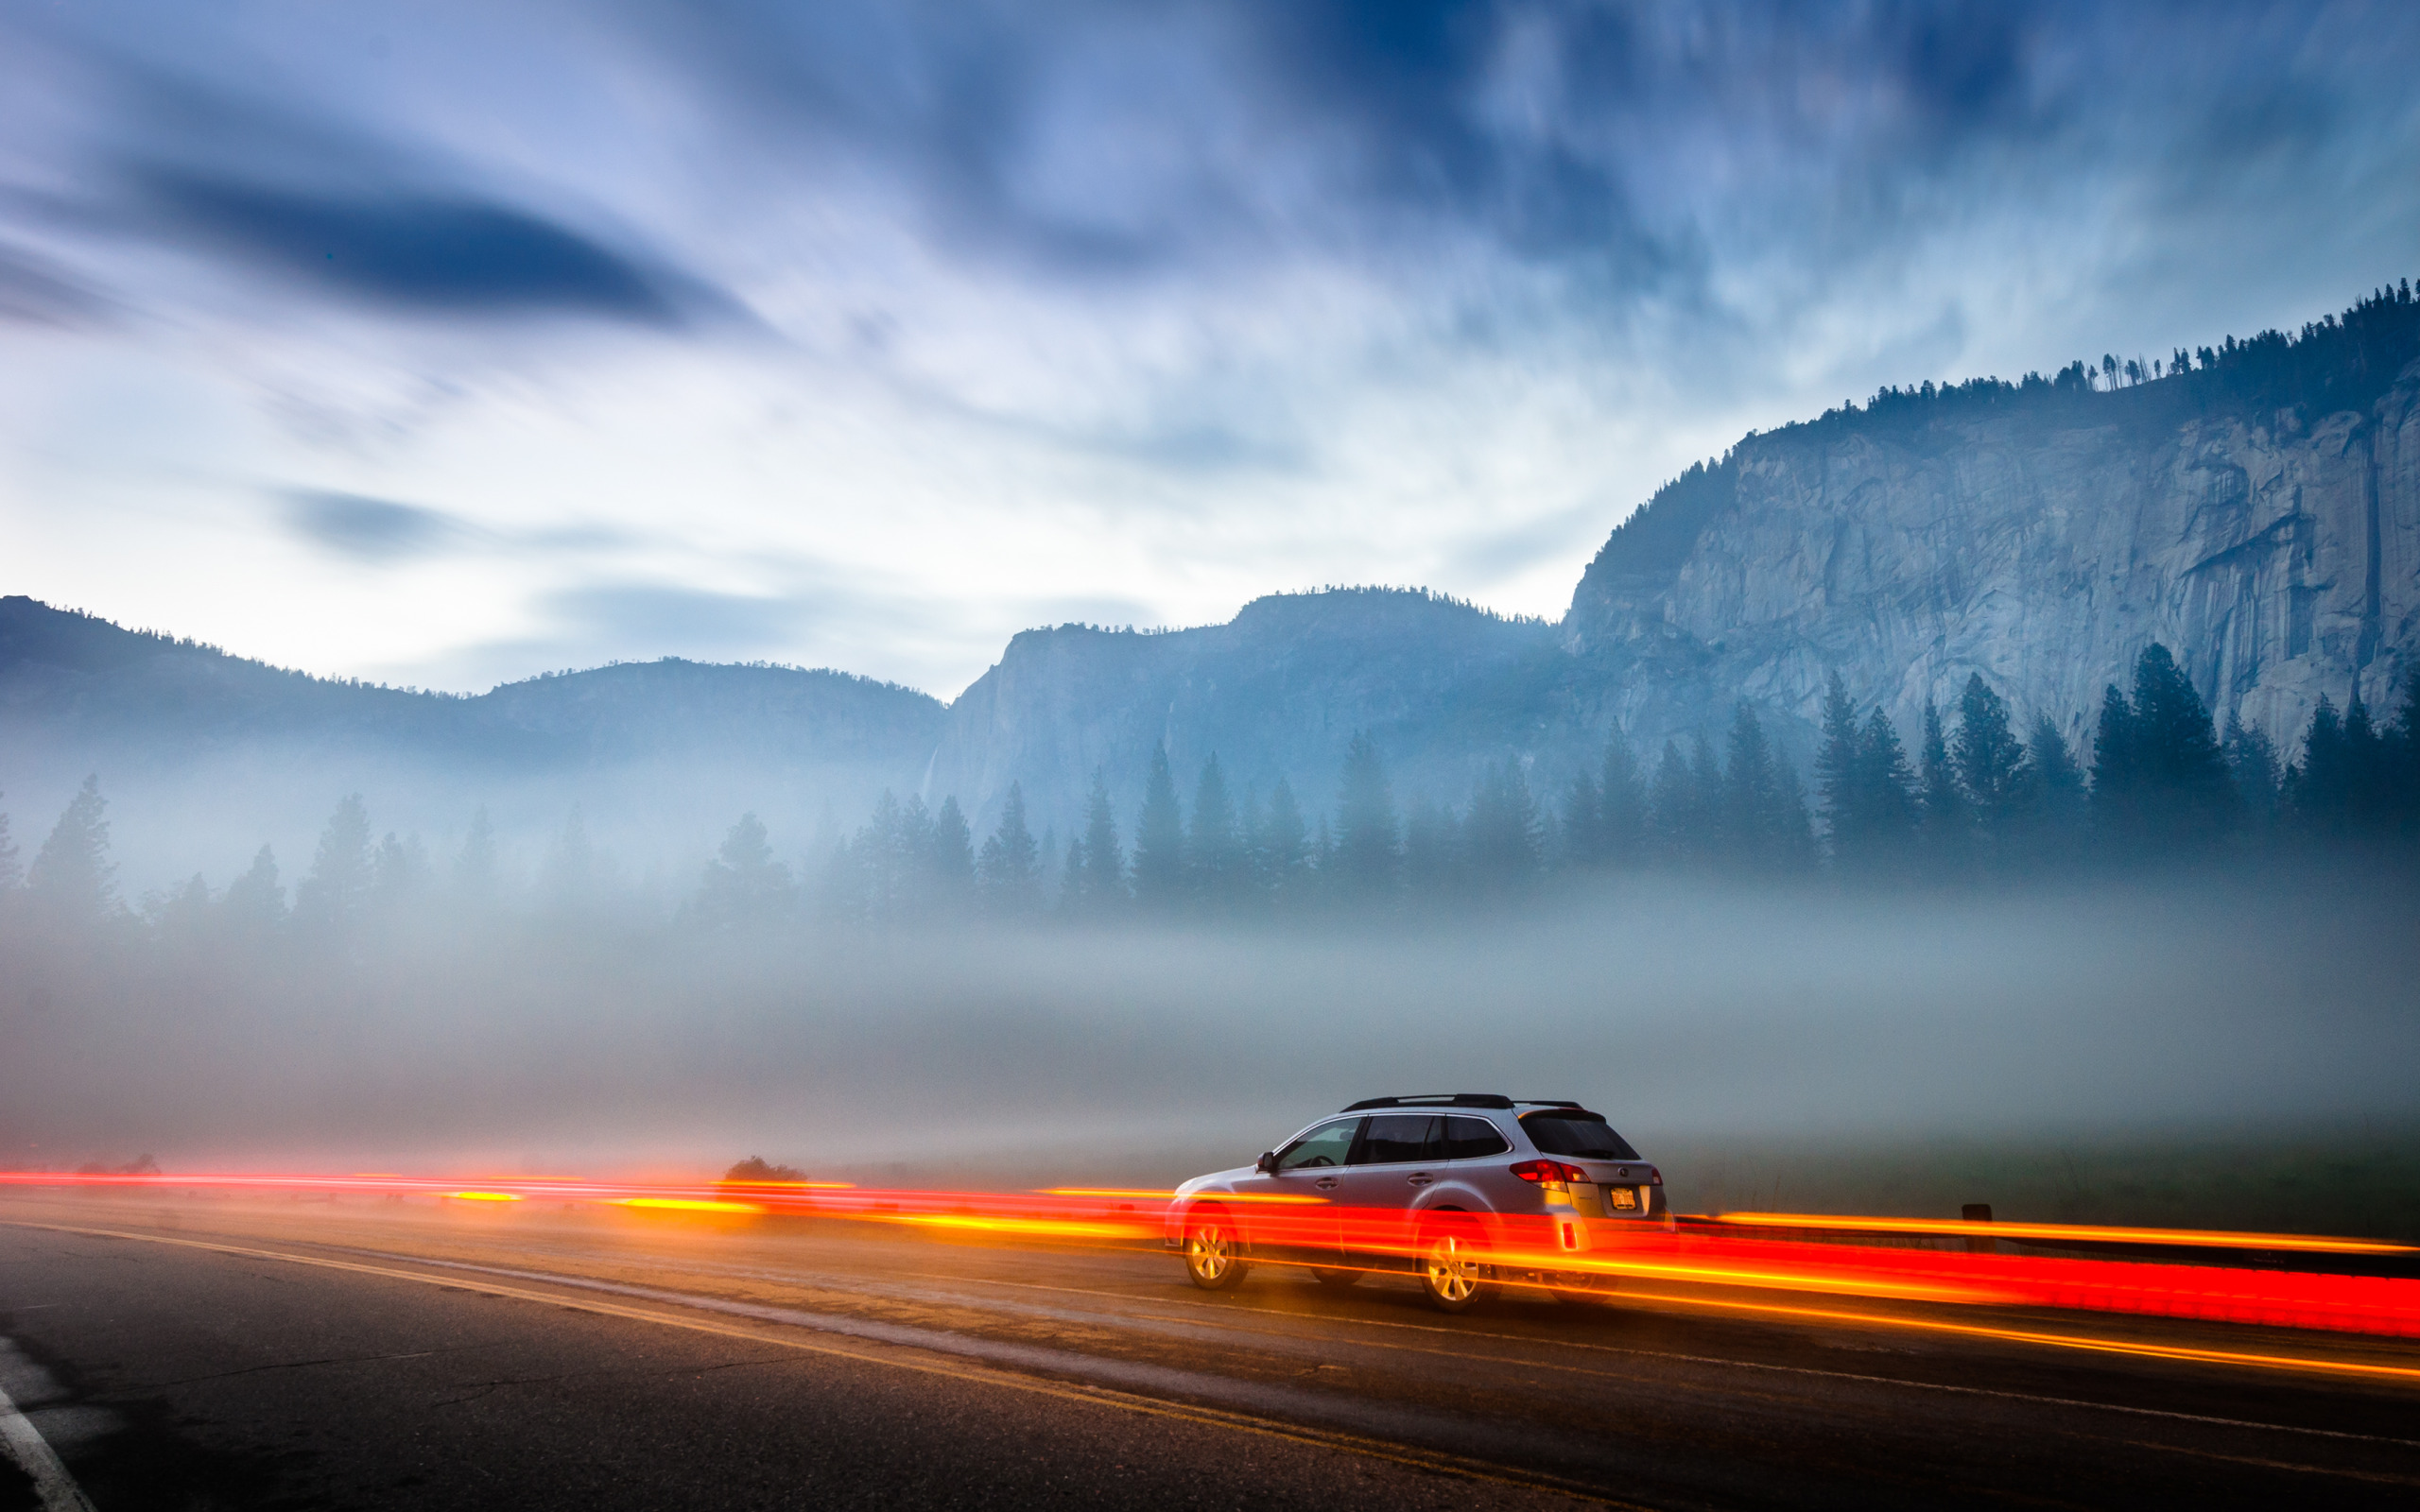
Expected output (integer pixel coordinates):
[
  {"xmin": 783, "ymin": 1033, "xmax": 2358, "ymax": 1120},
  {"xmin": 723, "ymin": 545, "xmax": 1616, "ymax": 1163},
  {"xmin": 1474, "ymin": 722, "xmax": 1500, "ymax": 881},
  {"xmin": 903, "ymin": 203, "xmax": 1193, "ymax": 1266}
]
[
  {"xmin": 0, "ymin": 242, "xmax": 109, "ymax": 328},
  {"xmin": 285, "ymin": 490, "xmax": 477, "ymax": 563},
  {"xmin": 135, "ymin": 166, "xmax": 687, "ymax": 325}
]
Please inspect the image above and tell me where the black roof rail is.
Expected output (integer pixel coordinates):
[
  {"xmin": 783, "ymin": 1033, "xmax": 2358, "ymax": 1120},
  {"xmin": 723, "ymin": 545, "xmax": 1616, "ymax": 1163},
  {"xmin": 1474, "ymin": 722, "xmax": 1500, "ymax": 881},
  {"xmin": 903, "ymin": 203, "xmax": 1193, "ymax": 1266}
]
[
  {"xmin": 1515, "ymin": 1100, "xmax": 1584, "ymax": 1108},
  {"xmin": 1342, "ymin": 1093, "xmax": 1515, "ymax": 1111}
]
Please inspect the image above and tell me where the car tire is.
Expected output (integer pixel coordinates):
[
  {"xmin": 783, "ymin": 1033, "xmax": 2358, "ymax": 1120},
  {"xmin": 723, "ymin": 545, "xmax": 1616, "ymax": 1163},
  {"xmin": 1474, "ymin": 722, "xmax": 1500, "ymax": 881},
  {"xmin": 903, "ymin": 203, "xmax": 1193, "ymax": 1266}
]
[
  {"xmin": 1311, "ymin": 1265, "xmax": 1359, "ymax": 1289},
  {"xmin": 1418, "ymin": 1222, "xmax": 1491, "ymax": 1313},
  {"xmin": 1184, "ymin": 1210, "xmax": 1249, "ymax": 1291}
]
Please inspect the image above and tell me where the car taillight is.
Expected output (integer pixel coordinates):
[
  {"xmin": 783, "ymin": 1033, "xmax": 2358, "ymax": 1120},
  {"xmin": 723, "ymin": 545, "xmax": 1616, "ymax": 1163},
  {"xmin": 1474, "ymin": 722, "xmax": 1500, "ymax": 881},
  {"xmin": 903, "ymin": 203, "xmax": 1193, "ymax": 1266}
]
[{"xmin": 1510, "ymin": 1159, "xmax": 1587, "ymax": 1183}]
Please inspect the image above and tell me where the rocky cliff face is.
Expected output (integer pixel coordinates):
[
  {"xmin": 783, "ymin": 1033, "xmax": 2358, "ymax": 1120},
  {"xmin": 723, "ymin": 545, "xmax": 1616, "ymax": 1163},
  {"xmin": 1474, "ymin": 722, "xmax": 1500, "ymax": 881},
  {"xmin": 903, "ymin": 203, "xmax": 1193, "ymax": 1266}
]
[{"xmin": 1562, "ymin": 358, "xmax": 2420, "ymax": 773}]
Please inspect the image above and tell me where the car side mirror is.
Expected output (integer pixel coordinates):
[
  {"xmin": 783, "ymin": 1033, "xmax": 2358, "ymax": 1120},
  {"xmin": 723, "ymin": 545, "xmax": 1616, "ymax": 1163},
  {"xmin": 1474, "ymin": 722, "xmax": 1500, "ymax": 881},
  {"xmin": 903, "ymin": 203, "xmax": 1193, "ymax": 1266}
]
[{"xmin": 1255, "ymin": 1151, "xmax": 1277, "ymax": 1176}]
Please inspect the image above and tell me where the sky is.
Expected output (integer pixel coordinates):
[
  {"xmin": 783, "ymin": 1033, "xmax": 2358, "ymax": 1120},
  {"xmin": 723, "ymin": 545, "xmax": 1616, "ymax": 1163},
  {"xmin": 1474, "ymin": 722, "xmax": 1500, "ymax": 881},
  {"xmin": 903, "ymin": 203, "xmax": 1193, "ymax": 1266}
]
[{"xmin": 2, "ymin": 2, "xmax": 2416, "ymax": 700}]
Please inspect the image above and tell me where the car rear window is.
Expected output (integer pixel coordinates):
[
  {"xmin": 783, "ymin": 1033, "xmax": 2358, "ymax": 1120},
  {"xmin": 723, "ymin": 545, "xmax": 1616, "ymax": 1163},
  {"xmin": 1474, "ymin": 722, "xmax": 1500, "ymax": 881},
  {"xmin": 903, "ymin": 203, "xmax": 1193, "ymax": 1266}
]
[
  {"xmin": 1521, "ymin": 1112, "xmax": 1641, "ymax": 1161},
  {"xmin": 1441, "ymin": 1116, "xmax": 1509, "ymax": 1160}
]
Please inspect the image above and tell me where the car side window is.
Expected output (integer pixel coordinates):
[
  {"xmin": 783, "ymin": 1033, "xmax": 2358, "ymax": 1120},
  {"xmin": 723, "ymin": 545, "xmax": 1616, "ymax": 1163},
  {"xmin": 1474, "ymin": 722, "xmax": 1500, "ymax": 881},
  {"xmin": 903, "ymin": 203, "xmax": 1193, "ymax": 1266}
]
[
  {"xmin": 1351, "ymin": 1113, "xmax": 1440, "ymax": 1165},
  {"xmin": 1441, "ymin": 1116, "xmax": 1510, "ymax": 1160},
  {"xmin": 1274, "ymin": 1118, "xmax": 1360, "ymax": 1172}
]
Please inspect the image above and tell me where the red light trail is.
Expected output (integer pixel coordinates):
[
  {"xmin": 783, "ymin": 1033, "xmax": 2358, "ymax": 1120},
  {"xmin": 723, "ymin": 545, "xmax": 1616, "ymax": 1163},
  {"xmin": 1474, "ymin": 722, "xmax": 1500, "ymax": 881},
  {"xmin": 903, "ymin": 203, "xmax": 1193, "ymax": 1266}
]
[{"xmin": 4, "ymin": 1168, "xmax": 2415, "ymax": 1365}]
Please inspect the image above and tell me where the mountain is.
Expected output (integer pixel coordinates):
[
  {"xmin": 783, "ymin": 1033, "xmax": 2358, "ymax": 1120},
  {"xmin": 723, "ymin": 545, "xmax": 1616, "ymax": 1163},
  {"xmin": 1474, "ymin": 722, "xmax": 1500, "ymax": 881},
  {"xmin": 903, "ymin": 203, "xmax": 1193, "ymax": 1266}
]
[
  {"xmin": 0, "ymin": 597, "xmax": 945, "ymax": 881},
  {"xmin": 8, "ymin": 283, "xmax": 2417, "ymax": 879},
  {"xmin": 923, "ymin": 290, "xmax": 2420, "ymax": 838},
  {"xmin": 926, "ymin": 590, "xmax": 1564, "ymax": 837},
  {"xmin": 1558, "ymin": 290, "xmax": 2420, "ymax": 776}
]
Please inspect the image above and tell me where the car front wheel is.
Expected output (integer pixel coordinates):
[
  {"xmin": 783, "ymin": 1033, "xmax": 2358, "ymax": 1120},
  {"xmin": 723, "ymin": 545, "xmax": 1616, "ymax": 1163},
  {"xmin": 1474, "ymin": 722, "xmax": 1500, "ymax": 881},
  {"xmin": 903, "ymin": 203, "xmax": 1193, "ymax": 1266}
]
[{"xmin": 1184, "ymin": 1211, "xmax": 1249, "ymax": 1291}]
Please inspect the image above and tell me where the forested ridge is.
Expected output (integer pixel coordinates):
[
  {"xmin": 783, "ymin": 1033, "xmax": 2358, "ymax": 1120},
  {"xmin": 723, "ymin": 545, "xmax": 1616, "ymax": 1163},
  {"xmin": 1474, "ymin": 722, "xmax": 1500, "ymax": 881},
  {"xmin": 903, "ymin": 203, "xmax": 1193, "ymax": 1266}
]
[
  {"xmin": 6, "ymin": 637, "xmax": 2415, "ymax": 954},
  {"xmin": 1582, "ymin": 279, "xmax": 2420, "ymax": 593}
]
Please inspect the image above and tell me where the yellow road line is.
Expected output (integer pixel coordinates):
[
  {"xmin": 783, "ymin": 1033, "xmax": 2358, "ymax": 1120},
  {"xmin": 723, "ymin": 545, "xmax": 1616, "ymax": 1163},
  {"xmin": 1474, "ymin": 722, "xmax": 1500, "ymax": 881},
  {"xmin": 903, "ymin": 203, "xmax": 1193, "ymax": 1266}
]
[{"xmin": 0, "ymin": 1220, "xmax": 1628, "ymax": 1509}]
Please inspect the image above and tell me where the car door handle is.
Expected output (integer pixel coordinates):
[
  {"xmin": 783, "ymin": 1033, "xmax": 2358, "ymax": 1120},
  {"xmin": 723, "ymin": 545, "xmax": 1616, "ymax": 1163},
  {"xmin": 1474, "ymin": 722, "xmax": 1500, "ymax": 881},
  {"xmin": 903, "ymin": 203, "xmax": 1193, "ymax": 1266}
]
[
  {"xmin": 1406, "ymin": 1174, "xmax": 1433, "ymax": 1187},
  {"xmin": 1315, "ymin": 1177, "xmax": 1340, "ymax": 1190}
]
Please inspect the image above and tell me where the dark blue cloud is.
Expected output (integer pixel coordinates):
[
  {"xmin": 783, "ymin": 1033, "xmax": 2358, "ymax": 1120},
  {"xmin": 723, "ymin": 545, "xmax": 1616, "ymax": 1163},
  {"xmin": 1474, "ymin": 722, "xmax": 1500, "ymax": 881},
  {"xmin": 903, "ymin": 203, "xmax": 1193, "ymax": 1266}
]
[
  {"xmin": 285, "ymin": 490, "xmax": 474, "ymax": 562},
  {"xmin": 139, "ymin": 167, "xmax": 685, "ymax": 324}
]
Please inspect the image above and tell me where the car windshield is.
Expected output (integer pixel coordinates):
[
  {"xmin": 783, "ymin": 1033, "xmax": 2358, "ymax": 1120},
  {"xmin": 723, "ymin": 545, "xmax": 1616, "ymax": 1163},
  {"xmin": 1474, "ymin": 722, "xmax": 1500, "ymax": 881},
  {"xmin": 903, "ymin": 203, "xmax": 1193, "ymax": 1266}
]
[
  {"xmin": 1274, "ymin": 1118, "xmax": 1358, "ymax": 1171},
  {"xmin": 1521, "ymin": 1113, "xmax": 1640, "ymax": 1161}
]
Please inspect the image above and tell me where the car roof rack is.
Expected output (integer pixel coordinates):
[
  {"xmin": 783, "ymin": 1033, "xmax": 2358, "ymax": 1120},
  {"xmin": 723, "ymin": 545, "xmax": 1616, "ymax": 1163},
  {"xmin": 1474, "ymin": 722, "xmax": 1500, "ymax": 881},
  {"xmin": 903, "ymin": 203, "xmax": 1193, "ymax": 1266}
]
[
  {"xmin": 1342, "ymin": 1093, "xmax": 1514, "ymax": 1111},
  {"xmin": 1514, "ymin": 1100, "xmax": 1584, "ymax": 1108}
]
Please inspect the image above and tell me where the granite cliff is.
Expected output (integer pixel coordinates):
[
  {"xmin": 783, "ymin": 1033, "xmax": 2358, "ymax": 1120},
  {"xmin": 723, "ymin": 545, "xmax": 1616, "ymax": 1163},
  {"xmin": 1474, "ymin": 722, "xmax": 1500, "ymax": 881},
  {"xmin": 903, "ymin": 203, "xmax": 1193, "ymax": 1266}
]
[
  {"xmin": 935, "ymin": 290, "xmax": 2420, "ymax": 834},
  {"xmin": 1560, "ymin": 354, "xmax": 2420, "ymax": 778}
]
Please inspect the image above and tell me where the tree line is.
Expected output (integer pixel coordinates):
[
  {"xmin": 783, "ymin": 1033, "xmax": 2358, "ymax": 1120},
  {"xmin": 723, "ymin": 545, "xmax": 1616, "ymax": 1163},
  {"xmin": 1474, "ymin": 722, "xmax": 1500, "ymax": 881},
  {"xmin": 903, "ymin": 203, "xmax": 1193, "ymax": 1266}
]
[{"xmin": 3, "ymin": 644, "xmax": 2415, "ymax": 944}]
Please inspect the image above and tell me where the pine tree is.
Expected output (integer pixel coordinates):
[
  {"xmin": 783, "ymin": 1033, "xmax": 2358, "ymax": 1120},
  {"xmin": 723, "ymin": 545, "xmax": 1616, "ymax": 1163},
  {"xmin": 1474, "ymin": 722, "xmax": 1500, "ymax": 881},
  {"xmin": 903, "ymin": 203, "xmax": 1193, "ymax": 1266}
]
[
  {"xmin": 1131, "ymin": 745, "xmax": 1186, "ymax": 911},
  {"xmin": 1599, "ymin": 736, "xmax": 1649, "ymax": 867},
  {"xmin": 2090, "ymin": 683, "xmax": 2140, "ymax": 844},
  {"xmin": 151, "ymin": 874, "xmax": 212, "ymax": 943},
  {"xmin": 2221, "ymin": 713, "xmax": 2280, "ymax": 832},
  {"xmin": 977, "ymin": 782, "xmax": 1043, "ymax": 919},
  {"xmin": 929, "ymin": 796, "xmax": 976, "ymax": 914},
  {"xmin": 1056, "ymin": 834, "xmax": 1082, "ymax": 914},
  {"xmin": 1685, "ymin": 733, "xmax": 1723, "ymax": 864},
  {"xmin": 1857, "ymin": 708, "xmax": 1921, "ymax": 869},
  {"xmin": 1720, "ymin": 704, "xmax": 1790, "ymax": 871},
  {"xmin": 1331, "ymin": 732, "xmax": 1400, "ymax": 901},
  {"xmin": 1647, "ymin": 740, "xmax": 1693, "ymax": 864},
  {"xmin": 891, "ymin": 796, "xmax": 938, "ymax": 915},
  {"xmin": 2126, "ymin": 644, "xmax": 2237, "ymax": 849},
  {"xmin": 2342, "ymin": 690, "xmax": 2391, "ymax": 832},
  {"xmin": 1463, "ymin": 760, "xmax": 1542, "ymax": 895},
  {"xmin": 2025, "ymin": 713, "xmax": 2088, "ymax": 859},
  {"xmin": 2391, "ymin": 665, "xmax": 2420, "ymax": 840},
  {"xmin": 538, "ymin": 804, "xmax": 594, "ymax": 908},
  {"xmin": 2284, "ymin": 694, "xmax": 2347, "ymax": 839},
  {"xmin": 1187, "ymin": 756, "xmax": 1247, "ymax": 912},
  {"xmin": 1917, "ymin": 698, "xmax": 1966, "ymax": 868},
  {"xmin": 1951, "ymin": 674, "xmax": 2030, "ymax": 851},
  {"xmin": 26, "ymin": 775, "xmax": 115, "ymax": 923},
  {"xmin": 295, "ymin": 793, "xmax": 373, "ymax": 928},
  {"xmin": 373, "ymin": 832, "xmax": 430, "ymax": 908},
  {"xmin": 1560, "ymin": 766, "xmax": 1603, "ymax": 869},
  {"xmin": 1401, "ymin": 795, "xmax": 1460, "ymax": 904},
  {"xmin": 696, "ymin": 812, "xmax": 794, "ymax": 929},
  {"xmin": 221, "ymin": 844, "xmax": 286, "ymax": 932},
  {"xmin": 1816, "ymin": 673, "xmax": 1862, "ymax": 860},
  {"xmin": 454, "ymin": 806, "xmax": 497, "ymax": 897},
  {"xmin": 1073, "ymin": 767, "xmax": 1125, "ymax": 913},
  {"xmin": 0, "ymin": 790, "xmax": 20, "ymax": 891},
  {"xmin": 1253, "ymin": 778, "xmax": 1309, "ymax": 906}
]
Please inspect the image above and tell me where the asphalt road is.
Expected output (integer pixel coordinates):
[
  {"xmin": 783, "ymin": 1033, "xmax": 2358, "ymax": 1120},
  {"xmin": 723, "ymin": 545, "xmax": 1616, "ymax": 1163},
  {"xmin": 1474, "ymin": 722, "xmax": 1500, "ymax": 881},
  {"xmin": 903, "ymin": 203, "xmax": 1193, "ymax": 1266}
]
[{"xmin": 1, "ymin": 1193, "xmax": 2414, "ymax": 1510}]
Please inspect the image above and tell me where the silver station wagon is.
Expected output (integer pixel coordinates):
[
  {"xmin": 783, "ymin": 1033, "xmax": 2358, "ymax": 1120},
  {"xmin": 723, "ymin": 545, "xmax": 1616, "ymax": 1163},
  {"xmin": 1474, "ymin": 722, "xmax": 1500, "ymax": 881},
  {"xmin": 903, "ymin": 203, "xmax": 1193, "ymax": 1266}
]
[{"xmin": 1167, "ymin": 1093, "xmax": 1666, "ymax": 1311}]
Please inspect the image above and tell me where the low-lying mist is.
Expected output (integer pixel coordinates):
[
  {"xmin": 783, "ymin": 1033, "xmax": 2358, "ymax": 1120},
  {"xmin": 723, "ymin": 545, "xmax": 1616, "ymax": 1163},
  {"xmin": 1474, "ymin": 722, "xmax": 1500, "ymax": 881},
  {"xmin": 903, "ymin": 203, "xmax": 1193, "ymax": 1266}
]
[{"xmin": 6, "ymin": 871, "xmax": 2414, "ymax": 1228}]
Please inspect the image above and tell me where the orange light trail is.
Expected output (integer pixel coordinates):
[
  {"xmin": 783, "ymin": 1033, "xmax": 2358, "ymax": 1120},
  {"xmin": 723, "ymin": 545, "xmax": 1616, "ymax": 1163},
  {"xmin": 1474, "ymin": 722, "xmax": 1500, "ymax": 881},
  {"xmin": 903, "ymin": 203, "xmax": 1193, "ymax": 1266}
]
[
  {"xmin": 6, "ymin": 1170, "xmax": 2417, "ymax": 1352},
  {"xmin": 1714, "ymin": 1211, "xmax": 2420, "ymax": 1255}
]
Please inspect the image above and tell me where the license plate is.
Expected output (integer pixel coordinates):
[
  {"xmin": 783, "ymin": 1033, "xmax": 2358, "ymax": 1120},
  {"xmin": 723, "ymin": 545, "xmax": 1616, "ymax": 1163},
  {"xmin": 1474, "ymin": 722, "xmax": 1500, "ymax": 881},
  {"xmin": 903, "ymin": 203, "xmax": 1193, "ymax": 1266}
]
[{"xmin": 1606, "ymin": 1186, "xmax": 1638, "ymax": 1211}]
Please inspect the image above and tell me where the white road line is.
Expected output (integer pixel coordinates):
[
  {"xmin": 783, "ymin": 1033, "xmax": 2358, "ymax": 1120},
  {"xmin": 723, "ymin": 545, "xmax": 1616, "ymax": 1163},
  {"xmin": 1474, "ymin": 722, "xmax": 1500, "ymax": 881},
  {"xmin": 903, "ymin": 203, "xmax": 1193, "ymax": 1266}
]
[{"xmin": 0, "ymin": 1341, "xmax": 99, "ymax": 1512}]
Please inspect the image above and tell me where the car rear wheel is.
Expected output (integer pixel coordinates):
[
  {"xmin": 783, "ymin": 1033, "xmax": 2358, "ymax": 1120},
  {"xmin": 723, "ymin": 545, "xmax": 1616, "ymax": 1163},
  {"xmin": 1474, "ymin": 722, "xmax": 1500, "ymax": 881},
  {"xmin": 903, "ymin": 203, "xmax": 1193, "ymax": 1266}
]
[
  {"xmin": 1184, "ymin": 1211, "xmax": 1248, "ymax": 1291},
  {"xmin": 1550, "ymin": 1272, "xmax": 1616, "ymax": 1305},
  {"xmin": 1419, "ymin": 1225, "xmax": 1491, "ymax": 1313}
]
